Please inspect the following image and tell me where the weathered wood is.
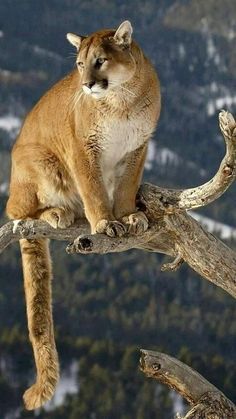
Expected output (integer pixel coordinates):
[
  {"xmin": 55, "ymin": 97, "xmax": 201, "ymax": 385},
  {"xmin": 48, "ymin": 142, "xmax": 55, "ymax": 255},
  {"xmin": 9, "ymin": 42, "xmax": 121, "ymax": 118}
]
[
  {"xmin": 0, "ymin": 219, "xmax": 169, "ymax": 255},
  {"xmin": 66, "ymin": 222, "xmax": 163, "ymax": 255},
  {"xmin": 165, "ymin": 213, "xmax": 236, "ymax": 298},
  {"xmin": 0, "ymin": 219, "xmax": 88, "ymax": 253},
  {"xmin": 183, "ymin": 393, "xmax": 236, "ymax": 419},
  {"xmin": 140, "ymin": 350, "xmax": 236, "ymax": 419}
]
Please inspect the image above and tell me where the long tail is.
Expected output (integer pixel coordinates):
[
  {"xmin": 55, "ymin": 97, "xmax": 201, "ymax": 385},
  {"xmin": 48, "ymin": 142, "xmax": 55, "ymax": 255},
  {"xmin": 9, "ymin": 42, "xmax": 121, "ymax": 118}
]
[{"xmin": 20, "ymin": 238, "xmax": 59, "ymax": 410}]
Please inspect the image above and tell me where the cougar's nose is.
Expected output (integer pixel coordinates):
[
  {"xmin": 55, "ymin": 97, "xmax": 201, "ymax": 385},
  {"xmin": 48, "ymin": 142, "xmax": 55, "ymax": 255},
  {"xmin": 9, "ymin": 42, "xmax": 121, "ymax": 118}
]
[{"xmin": 83, "ymin": 81, "xmax": 95, "ymax": 89}]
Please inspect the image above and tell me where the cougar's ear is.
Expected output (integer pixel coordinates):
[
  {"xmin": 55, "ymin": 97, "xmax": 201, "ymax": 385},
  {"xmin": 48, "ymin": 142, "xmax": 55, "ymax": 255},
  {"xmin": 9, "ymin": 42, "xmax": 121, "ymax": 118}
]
[
  {"xmin": 114, "ymin": 20, "xmax": 133, "ymax": 47},
  {"xmin": 66, "ymin": 33, "xmax": 84, "ymax": 50}
]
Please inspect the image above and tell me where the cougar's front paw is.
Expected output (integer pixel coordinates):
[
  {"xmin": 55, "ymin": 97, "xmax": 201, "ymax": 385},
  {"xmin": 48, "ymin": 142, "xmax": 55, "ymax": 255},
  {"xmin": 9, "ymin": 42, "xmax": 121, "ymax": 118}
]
[
  {"xmin": 122, "ymin": 211, "xmax": 149, "ymax": 235},
  {"xmin": 40, "ymin": 208, "xmax": 75, "ymax": 229},
  {"xmin": 94, "ymin": 219, "xmax": 127, "ymax": 237}
]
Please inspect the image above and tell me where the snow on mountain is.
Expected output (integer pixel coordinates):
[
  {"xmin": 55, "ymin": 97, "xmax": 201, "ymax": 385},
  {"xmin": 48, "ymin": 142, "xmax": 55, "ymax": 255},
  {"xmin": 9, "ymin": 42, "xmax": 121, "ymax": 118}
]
[
  {"xmin": 0, "ymin": 114, "xmax": 21, "ymax": 138},
  {"xmin": 146, "ymin": 141, "xmax": 180, "ymax": 171},
  {"xmin": 207, "ymin": 95, "xmax": 236, "ymax": 117},
  {"xmin": 189, "ymin": 211, "xmax": 236, "ymax": 239},
  {"xmin": 170, "ymin": 390, "xmax": 186, "ymax": 417},
  {"xmin": 146, "ymin": 141, "xmax": 206, "ymax": 176},
  {"xmin": 33, "ymin": 45, "xmax": 63, "ymax": 61},
  {"xmin": 0, "ymin": 182, "xmax": 8, "ymax": 194},
  {"xmin": 156, "ymin": 147, "xmax": 180, "ymax": 166},
  {"xmin": 45, "ymin": 361, "xmax": 79, "ymax": 410}
]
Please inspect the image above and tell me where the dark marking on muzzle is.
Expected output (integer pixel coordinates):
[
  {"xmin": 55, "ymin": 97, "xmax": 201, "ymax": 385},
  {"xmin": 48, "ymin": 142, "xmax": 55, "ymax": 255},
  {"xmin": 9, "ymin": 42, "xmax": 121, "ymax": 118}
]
[{"xmin": 102, "ymin": 78, "xmax": 108, "ymax": 89}]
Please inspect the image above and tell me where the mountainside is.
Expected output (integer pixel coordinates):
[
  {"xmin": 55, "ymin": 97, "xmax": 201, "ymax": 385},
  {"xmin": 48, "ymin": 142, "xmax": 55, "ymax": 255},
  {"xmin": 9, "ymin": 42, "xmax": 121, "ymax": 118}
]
[
  {"xmin": 0, "ymin": 2, "xmax": 235, "ymax": 418},
  {"xmin": 164, "ymin": 0, "xmax": 236, "ymax": 41}
]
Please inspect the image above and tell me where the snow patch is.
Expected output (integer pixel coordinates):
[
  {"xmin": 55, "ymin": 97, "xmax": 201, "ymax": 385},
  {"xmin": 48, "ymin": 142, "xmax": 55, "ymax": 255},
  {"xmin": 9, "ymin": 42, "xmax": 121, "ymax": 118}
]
[
  {"xmin": 170, "ymin": 390, "xmax": 186, "ymax": 417},
  {"xmin": 0, "ymin": 182, "xmax": 8, "ymax": 194},
  {"xmin": 207, "ymin": 96, "xmax": 236, "ymax": 116},
  {"xmin": 178, "ymin": 44, "xmax": 186, "ymax": 60},
  {"xmin": 33, "ymin": 45, "xmax": 63, "ymax": 61},
  {"xmin": 12, "ymin": 220, "xmax": 22, "ymax": 234},
  {"xmin": 210, "ymin": 82, "xmax": 218, "ymax": 94},
  {"xmin": 145, "ymin": 142, "xmax": 207, "ymax": 177},
  {"xmin": 157, "ymin": 147, "xmax": 180, "ymax": 166},
  {"xmin": 145, "ymin": 143, "xmax": 180, "ymax": 171},
  {"xmin": 228, "ymin": 29, "xmax": 235, "ymax": 40},
  {"xmin": 189, "ymin": 211, "xmax": 236, "ymax": 239},
  {"xmin": 45, "ymin": 361, "xmax": 79, "ymax": 410},
  {"xmin": 0, "ymin": 114, "xmax": 21, "ymax": 136},
  {"xmin": 145, "ymin": 140, "xmax": 156, "ymax": 170}
]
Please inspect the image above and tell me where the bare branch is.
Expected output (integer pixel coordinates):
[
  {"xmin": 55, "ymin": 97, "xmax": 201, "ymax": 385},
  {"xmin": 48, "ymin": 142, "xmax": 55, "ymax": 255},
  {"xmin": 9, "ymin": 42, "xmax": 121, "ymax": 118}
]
[
  {"xmin": 140, "ymin": 349, "xmax": 218, "ymax": 404},
  {"xmin": 140, "ymin": 350, "xmax": 236, "ymax": 419},
  {"xmin": 0, "ymin": 219, "xmax": 89, "ymax": 253},
  {"xmin": 66, "ymin": 223, "xmax": 161, "ymax": 254},
  {"xmin": 161, "ymin": 254, "xmax": 184, "ymax": 272},
  {"xmin": 165, "ymin": 212, "xmax": 236, "ymax": 298}
]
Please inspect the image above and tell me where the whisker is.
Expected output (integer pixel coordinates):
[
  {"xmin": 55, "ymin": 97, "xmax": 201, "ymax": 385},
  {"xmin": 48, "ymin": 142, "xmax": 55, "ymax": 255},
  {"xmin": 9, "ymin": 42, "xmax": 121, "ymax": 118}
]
[
  {"xmin": 72, "ymin": 90, "xmax": 84, "ymax": 110},
  {"xmin": 68, "ymin": 89, "xmax": 84, "ymax": 114},
  {"xmin": 120, "ymin": 86, "xmax": 137, "ymax": 97},
  {"xmin": 67, "ymin": 53, "xmax": 78, "ymax": 58},
  {"xmin": 108, "ymin": 81, "xmax": 137, "ymax": 97}
]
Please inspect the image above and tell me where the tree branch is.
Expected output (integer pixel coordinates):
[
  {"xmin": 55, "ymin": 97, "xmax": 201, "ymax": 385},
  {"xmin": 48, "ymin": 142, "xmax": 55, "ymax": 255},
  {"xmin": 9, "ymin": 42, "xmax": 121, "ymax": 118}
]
[
  {"xmin": 0, "ymin": 219, "xmax": 88, "ymax": 253},
  {"xmin": 140, "ymin": 349, "xmax": 236, "ymax": 419}
]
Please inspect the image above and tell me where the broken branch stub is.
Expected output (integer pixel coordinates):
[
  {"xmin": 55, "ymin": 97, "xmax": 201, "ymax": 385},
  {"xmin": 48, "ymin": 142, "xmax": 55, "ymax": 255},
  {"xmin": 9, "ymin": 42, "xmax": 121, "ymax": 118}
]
[{"xmin": 140, "ymin": 350, "xmax": 236, "ymax": 419}]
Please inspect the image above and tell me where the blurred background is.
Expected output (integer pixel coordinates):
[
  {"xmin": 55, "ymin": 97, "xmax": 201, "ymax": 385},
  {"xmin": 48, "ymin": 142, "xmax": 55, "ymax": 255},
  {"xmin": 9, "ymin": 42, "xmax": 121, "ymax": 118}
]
[{"xmin": 0, "ymin": 1, "xmax": 235, "ymax": 418}]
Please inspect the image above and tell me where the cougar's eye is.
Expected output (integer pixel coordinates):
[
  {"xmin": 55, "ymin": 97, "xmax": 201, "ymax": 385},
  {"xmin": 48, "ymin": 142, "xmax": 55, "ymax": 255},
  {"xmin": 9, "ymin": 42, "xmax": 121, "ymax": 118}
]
[
  {"xmin": 95, "ymin": 57, "xmax": 107, "ymax": 68},
  {"xmin": 77, "ymin": 61, "xmax": 84, "ymax": 69}
]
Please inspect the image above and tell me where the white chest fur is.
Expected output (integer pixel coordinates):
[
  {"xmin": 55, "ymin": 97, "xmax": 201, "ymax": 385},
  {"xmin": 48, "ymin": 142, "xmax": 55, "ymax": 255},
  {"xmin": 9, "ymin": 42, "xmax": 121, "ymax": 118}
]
[{"xmin": 99, "ymin": 116, "xmax": 146, "ymax": 201}]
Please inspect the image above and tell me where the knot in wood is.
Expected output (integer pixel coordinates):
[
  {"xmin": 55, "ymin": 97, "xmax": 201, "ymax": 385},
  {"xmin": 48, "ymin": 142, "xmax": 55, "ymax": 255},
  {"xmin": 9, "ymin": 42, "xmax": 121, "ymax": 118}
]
[
  {"xmin": 17, "ymin": 221, "xmax": 32, "ymax": 238},
  {"xmin": 223, "ymin": 165, "xmax": 233, "ymax": 176},
  {"xmin": 152, "ymin": 363, "xmax": 161, "ymax": 371}
]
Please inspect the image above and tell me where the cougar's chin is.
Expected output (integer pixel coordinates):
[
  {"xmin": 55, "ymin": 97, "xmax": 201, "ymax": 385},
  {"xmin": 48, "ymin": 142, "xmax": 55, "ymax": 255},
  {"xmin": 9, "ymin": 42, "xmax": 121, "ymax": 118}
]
[
  {"xmin": 91, "ymin": 90, "xmax": 107, "ymax": 99},
  {"xmin": 82, "ymin": 85, "xmax": 108, "ymax": 99}
]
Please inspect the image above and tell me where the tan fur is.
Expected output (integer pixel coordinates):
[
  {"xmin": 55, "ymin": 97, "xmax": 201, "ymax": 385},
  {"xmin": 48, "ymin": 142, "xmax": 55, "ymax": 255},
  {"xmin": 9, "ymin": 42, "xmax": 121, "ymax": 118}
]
[{"xmin": 6, "ymin": 21, "xmax": 161, "ymax": 409}]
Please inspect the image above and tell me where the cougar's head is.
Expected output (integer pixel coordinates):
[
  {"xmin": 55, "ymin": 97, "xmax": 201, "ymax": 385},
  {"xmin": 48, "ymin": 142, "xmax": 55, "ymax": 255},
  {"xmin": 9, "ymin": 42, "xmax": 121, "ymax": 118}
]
[{"xmin": 67, "ymin": 21, "xmax": 136, "ymax": 99}]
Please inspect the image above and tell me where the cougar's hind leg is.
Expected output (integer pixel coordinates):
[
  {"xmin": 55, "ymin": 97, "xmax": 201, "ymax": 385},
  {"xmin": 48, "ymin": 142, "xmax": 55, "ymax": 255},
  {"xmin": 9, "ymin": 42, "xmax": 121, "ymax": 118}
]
[
  {"xmin": 6, "ymin": 182, "xmax": 38, "ymax": 220},
  {"xmin": 20, "ymin": 238, "xmax": 59, "ymax": 410}
]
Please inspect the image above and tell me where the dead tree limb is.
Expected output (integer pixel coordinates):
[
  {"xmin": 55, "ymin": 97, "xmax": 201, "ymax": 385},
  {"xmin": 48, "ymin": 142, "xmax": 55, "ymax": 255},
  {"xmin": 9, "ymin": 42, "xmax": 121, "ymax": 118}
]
[{"xmin": 140, "ymin": 350, "xmax": 236, "ymax": 419}]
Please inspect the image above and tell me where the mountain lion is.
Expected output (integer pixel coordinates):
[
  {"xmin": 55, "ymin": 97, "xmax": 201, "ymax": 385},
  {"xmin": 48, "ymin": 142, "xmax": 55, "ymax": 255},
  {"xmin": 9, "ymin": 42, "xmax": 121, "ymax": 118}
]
[{"xmin": 6, "ymin": 20, "xmax": 161, "ymax": 409}]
